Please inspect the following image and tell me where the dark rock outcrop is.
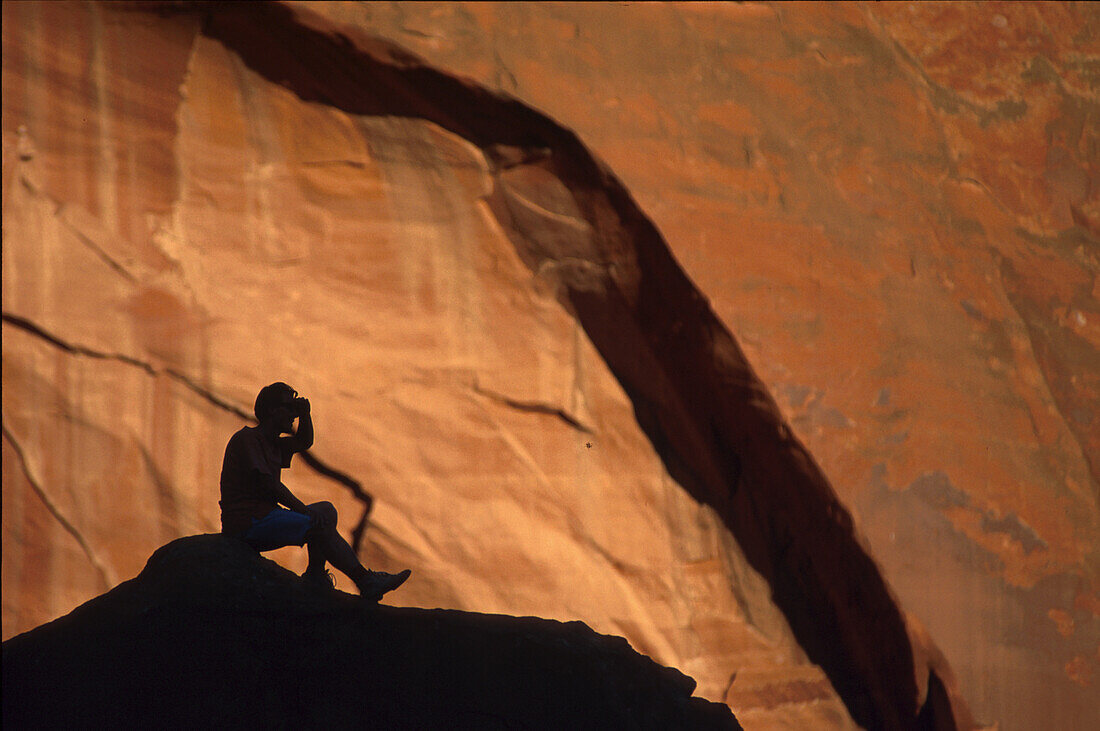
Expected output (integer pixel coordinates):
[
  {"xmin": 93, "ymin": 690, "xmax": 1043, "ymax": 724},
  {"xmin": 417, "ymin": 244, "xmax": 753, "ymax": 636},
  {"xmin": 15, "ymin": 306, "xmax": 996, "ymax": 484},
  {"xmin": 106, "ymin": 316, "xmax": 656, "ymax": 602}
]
[{"xmin": 2, "ymin": 534, "xmax": 739, "ymax": 730}]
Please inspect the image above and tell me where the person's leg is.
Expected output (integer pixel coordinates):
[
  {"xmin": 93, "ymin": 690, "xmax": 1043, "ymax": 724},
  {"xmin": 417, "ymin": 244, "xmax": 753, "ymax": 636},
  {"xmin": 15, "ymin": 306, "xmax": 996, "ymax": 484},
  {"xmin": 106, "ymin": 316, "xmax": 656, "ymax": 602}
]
[
  {"xmin": 306, "ymin": 541, "xmax": 326, "ymax": 575},
  {"xmin": 303, "ymin": 501, "xmax": 410, "ymax": 600},
  {"xmin": 303, "ymin": 501, "xmax": 365, "ymax": 580},
  {"xmin": 303, "ymin": 502, "xmax": 336, "ymax": 577}
]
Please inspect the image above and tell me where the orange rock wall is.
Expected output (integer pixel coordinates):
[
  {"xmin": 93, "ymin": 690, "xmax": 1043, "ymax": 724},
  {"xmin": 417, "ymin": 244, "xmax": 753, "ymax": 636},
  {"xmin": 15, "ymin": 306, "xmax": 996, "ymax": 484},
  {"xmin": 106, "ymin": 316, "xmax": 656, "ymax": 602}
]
[
  {"xmin": 3, "ymin": 2, "xmax": 1098, "ymax": 729},
  {"xmin": 315, "ymin": 3, "xmax": 1098, "ymax": 727},
  {"xmin": 3, "ymin": 3, "xmax": 852, "ymax": 727}
]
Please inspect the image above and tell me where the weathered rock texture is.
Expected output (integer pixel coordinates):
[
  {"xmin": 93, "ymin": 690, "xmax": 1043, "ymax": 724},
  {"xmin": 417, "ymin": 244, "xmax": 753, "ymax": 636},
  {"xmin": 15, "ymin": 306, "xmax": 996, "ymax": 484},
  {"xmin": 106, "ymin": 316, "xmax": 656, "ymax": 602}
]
[
  {"xmin": 3, "ymin": 534, "xmax": 740, "ymax": 729},
  {"xmin": 3, "ymin": 2, "xmax": 1098, "ymax": 730}
]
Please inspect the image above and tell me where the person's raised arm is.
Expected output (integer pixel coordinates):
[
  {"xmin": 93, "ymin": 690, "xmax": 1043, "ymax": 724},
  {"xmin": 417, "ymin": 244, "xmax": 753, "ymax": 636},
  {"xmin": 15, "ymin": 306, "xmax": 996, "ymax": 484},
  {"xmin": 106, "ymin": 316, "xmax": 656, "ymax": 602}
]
[{"xmin": 290, "ymin": 397, "xmax": 313, "ymax": 453}]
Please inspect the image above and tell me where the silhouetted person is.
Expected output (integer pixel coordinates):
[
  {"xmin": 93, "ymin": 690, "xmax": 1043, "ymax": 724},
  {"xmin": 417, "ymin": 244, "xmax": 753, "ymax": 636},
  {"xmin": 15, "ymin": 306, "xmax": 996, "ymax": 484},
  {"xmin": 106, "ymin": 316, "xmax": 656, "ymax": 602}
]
[{"xmin": 219, "ymin": 382, "xmax": 410, "ymax": 601}]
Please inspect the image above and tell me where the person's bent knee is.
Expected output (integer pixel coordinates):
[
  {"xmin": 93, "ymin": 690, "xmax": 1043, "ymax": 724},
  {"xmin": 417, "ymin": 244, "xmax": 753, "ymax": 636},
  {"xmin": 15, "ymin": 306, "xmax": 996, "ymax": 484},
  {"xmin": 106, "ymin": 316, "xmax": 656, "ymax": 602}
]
[{"xmin": 308, "ymin": 501, "xmax": 338, "ymax": 526}]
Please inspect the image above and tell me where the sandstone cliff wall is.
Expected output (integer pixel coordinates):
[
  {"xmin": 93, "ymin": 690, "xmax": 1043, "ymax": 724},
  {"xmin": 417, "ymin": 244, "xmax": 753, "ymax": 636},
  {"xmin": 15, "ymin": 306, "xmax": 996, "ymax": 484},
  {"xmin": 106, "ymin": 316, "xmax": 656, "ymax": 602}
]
[{"xmin": 3, "ymin": 2, "xmax": 1097, "ymax": 729}]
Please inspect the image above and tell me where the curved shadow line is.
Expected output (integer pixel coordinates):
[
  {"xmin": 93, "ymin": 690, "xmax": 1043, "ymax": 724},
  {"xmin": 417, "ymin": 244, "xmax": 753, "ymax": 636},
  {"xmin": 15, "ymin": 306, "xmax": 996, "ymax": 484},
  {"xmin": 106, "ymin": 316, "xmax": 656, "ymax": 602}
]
[
  {"xmin": 297, "ymin": 452, "xmax": 374, "ymax": 553},
  {"xmin": 200, "ymin": 4, "xmax": 957, "ymax": 728}
]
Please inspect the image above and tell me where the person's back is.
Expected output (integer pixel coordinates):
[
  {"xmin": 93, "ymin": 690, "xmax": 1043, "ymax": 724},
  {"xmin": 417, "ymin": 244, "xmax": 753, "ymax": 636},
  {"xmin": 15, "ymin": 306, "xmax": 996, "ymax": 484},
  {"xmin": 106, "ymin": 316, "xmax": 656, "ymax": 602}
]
[{"xmin": 219, "ymin": 425, "xmax": 292, "ymax": 537}]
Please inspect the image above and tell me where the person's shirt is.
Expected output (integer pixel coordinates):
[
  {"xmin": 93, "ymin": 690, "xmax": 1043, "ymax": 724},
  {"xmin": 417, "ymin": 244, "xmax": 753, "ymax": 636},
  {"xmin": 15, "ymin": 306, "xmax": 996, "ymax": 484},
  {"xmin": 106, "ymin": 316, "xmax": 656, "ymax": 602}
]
[{"xmin": 219, "ymin": 426, "xmax": 297, "ymax": 536}]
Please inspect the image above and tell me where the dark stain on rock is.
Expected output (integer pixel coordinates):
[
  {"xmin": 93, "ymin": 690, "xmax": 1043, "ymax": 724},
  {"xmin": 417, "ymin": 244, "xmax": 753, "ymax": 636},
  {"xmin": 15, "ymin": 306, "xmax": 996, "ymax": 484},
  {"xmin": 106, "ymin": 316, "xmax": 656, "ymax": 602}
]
[{"xmin": 979, "ymin": 512, "xmax": 1048, "ymax": 555}]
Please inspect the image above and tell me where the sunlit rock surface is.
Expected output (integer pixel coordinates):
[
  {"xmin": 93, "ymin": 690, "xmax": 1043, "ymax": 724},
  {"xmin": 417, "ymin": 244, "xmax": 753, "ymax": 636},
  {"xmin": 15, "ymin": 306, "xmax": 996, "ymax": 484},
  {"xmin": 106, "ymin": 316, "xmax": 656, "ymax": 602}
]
[{"xmin": 3, "ymin": 3, "xmax": 1097, "ymax": 729}]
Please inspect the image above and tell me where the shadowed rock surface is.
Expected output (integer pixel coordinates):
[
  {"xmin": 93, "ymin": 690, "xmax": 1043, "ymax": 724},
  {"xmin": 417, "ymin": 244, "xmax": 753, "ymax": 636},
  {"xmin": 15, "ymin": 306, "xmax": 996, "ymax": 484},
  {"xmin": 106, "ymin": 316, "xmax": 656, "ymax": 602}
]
[{"xmin": 2, "ymin": 534, "xmax": 739, "ymax": 730}]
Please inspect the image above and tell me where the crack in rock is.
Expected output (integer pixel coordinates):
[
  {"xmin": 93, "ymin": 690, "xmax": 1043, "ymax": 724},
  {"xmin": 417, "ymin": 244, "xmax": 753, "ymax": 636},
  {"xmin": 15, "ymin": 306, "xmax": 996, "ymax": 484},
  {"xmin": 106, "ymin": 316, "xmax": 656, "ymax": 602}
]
[
  {"xmin": 16, "ymin": 166, "xmax": 141, "ymax": 283},
  {"xmin": 472, "ymin": 379, "xmax": 594, "ymax": 435},
  {"xmin": 2, "ymin": 422, "xmax": 115, "ymax": 591},
  {"xmin": 55, "ymin": 204, "xmax": 139, "ymax": 283},
  {"xmin": 2, "ymin": 312, "xmax": 375, "ymax": 551},
  {"xmin": 2, "ymin": 312, "xmax": 155, "ymax": 375}
]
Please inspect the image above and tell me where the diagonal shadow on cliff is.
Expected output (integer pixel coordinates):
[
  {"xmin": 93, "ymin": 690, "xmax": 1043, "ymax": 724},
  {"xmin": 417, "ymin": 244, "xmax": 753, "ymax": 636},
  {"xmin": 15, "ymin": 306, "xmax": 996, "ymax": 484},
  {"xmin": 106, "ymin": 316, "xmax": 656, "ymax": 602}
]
[{"xmin": 197, "ymin": 3, "xmax": 964, "ymax": 729}]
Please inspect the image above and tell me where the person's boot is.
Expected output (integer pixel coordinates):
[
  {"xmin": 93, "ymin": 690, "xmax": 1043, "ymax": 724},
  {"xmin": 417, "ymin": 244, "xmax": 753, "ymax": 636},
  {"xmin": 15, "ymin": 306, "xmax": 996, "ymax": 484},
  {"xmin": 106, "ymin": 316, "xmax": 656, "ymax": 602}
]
[
  {"xmin": 355, "ymin": 569, "xmax": 411, "ymax": 602},
  {"xmin": 302, "ymin": 567, "xmax": 336, "ymax": 593}
]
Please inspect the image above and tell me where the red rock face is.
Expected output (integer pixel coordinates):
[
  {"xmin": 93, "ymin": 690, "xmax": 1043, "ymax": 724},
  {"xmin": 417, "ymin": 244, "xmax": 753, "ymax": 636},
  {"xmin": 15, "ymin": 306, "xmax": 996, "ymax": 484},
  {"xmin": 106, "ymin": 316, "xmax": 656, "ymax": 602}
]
[{"xmin": 3, "ymin": 2, "xmax": 1098, "ymax": 729}]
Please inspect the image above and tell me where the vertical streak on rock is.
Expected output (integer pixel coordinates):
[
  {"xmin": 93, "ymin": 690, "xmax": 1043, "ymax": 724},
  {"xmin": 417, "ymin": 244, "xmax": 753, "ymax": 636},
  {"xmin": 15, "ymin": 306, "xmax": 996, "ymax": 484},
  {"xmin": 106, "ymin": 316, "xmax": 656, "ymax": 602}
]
[
  {"xmin": 228, "ymin": 52, "xmax": 279, "ymax": 261},
  {"xmin": 571, "ymin": 322, "xmax": 586, "ymax": 428},
  {"xmin": 199, "ymin": 3, "xmax": 966, "ymax": 727},
  {"xmin": 89, "ymin": 2, "xmax": 118, "ymax": 234}
]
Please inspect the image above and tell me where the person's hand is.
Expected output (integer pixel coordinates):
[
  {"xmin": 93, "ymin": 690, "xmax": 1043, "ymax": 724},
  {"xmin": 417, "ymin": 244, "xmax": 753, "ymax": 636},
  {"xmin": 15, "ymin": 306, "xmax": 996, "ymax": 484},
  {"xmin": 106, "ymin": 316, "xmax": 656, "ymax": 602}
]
[{"xmin": 295, "ymin": 397, "xmax": 311, "ymax": 416}]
